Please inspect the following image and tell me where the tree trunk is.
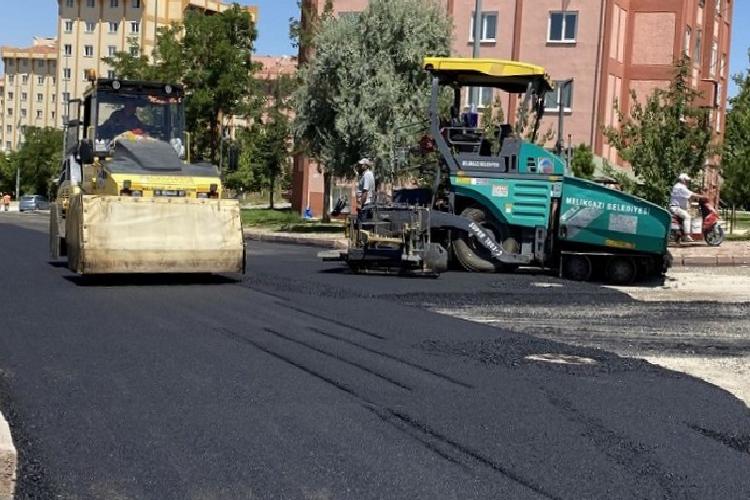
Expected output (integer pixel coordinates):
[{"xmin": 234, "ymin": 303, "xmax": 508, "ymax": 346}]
[
  {"xmin": 322, "ymin": 170, "xmax": 332, "ymax": 223},
  {"xmin": 731, "ymin": 204, "xmax": 736, "ymax": 235},
  {"xmin": 269, "ymin": 175, "xmax": 275, "ymax": 210}
]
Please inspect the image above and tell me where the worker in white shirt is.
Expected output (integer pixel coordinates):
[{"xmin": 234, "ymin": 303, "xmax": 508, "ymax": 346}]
[
  {"xmin": 669, "ymin": 173, "xmax": 698, "ymax": 242},
  {"xmin": 356, "ymin": 158, "xmax": 376, "ymax": 210}
]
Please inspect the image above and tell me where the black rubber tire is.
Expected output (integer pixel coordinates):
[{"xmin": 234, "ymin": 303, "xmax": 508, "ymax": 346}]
[
  {"xmin": 452, "ymin": 207, "xmax": 505, "ymax": 273},
  {"xmin": 704, "ymin": 225, "xmax": 724, "ymax": 247},
  {"xmin": 606, "ymin": 256, "xmax": 637, "ymax": 285},
  {"xmin": 562, "ymin": 254, "xmax": 592, "ymax": 281}
]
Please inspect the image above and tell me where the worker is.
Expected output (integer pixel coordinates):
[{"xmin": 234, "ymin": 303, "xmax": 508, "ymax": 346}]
[
  {"xmin": 669, "ymin": 173, "xmax": 697, "ymax": 242},
  {"xmin": 356, "ymin": 158, "xmax": 376, "ymax": 210},
  {"xmin": 2, "ymin": 192, "xmax": 10, "ymax": 212},
  {"xmin": 101, "ymin": 101, "xmax": 144, "ymax": 137}
]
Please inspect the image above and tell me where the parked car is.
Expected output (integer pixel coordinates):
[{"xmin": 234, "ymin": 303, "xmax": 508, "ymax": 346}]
[{"xmin": 19, "ymin": 195, "xmax": 49, "ymax": 212}]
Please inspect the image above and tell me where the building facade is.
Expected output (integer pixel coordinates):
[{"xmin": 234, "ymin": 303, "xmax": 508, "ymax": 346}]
[
  {"xmin": 55, "ymin": 0, "xmax": 258, "ymax": 125},
  {"xmin": 292, "ymin": 0, "xmax": 733, "ymax": 215},
  {"xmin": 0, "ymin": 37, "xmax": 59, "ymax": 152}
]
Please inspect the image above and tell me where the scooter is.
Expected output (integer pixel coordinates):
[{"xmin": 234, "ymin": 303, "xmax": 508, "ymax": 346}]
[{"xmin": 670, "ymin": 196, "xmax": 725, "ymax": 246}]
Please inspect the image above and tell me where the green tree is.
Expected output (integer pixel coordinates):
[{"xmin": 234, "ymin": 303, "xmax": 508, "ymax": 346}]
[
  {"xmin": 604, "ymin": 56, "xmax": 713, "ymax": 206},
  {"xmin": 10, "ymin": 128, "xmax": 63, "ymax": 196},
  {"xmin": 227, "ymin": 75, "xmax": 294, "ymax": 208},
  {"xmin": 104, "ymin": 5, "xmax": 260, "ymax": 162},
  {"xmin": 571, "ymin": 144, "xmax": 595, "ymax": 179},
  {"xmin": 722, "ymin": 50, "xmax": 750, "ymax": 219},
  {"xmin": 481, "ymin": 93, "xmax": 505, "ymax": 155},
  {"xmin": 294, "ymin": 0, "xmax": 451, "ymax": 220}
]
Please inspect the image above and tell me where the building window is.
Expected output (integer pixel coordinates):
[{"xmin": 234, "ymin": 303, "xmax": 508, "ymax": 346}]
[
  {"xmin": 132, "ymin": 0, "xmax": 141, "ymax": 8},
  {"xmin": 111, "ymin": 0, "xmax": 119, "ymax": 7},
  {"xmin": 64, "ymin": 44, "xmax": 72, "ymax": 56},
  {"xmin": 64, "ymin": 20, "xmax": 73, "ymax": 33},
  {"xmin": 63, "ymin": 68, "xmax": 71, "ymax": 80},
  {"xmin": 63, "ymin": 92, "xmax": 70, "ymax": 103},
  {"xmin": 131, "ymin": 22, "xmax": 140, "ymax": 33},
  {"xmin": 86, "ymin": 22, "xmax": 96, "ymax": 33},
  {"xmin": 108, "ymin": 70, "xmax": 116, "ymax": 79},
  {"xmin": 465, "ymin": 87, "xmax": 493, "ymax": 109},
  {"xmin": 52, "ymin": 94, "xmax": 56, "ymax": 103},
  {"xmin": 108, "ymin": 45, "xmax": 117, "ymax": 56},
  {"xmin": 694, "ymin": 29, "xmax": 703, "ymax": 65},
  {"xmin": 52, "ymin": 76, "xmax": 56, "ymax": 85},
  {"xmin": 469, "ymin": 12, "xmax": 498, "ymax": 42},
  {"xmin": 82, "ymin": 70, "xmax": 89, "ymax": 82},
  {"xmin": 21, "ymin": 92, "xmax": 27, "ymax": 102},
  {"xmin": 6, "ymin": 109, "xmax": 12, "ymax": 117},
  {"xmin": 21, "ymin": 109, "xmax": 27, "ymax": 118},
  {"xmin": 710, "ymin": 42, "xmax": 718, "ymax": 77},
  {"xmin": 21, "ymin": 59, "xmax": 28, "ymax": 68},
  {"xmin": 7, "ymin": 76, "xmax": 13, "ymax": 84},
  {"xmin": 52, "ymin": 111, "xmax": 56, "ymax": 120},
  {"xmin": 65, "ymin": 0, "xmax": 73, "ymax": 7},
  {"xmin": 130, "ymin": 46, "xmax": 139, "ymax": 56},
  {"xmin": 548, "ymin": 11, "xmax": 578, "ymax": 43},
  {"xmin": 684, "ymin": 26, "xmax": 692, "ymax": 56},
  {"xmin": 37, "ymin": 76, "xmax": 44, "ymax": 85},
  {"xmin": 5, "ymin": 126, "xmax": 10, "ymax": 133},
  {"xmin": 544, "ymin": 81, "xmax": 574, "ymax": 112},
  {"xmin": 36, "ymin": 110, "xmax": 43, "ymax": 120},
  {"xmin": 84, "ymin": 45, "xmax": 94, "ymax": 57},
  {"xmin": 22, "ymin": 75, "xmax": 28, "ymax": 85},
  {"xmin": 37, "ymin": 93, "xmax": 43, "ymax": 102},
  {"xmin": 109, "ymin": 22, "xmax": 119, "ymax": 33},
  {"xmin": 7, "ymin": 92, "xmax": 13, "ymax": 101},
  {"xmin": 86, "ymin": 0, "xmax": 95, "ymax": 7}
]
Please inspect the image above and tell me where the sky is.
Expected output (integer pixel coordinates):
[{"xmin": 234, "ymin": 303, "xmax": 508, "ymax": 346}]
[{"xmin": 0, "ymin": 0, "xmax": 747, "ymax": 95}]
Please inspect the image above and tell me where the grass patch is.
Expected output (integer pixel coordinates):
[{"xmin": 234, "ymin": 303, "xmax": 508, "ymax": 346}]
[
  {"xmin": 241, "ymin": 209, "xmax": 303, "ymax": 228},
  {"xmin": 726, "ymin": 232, "xmax": 750, "ymax": 242},
  {"xmin": 281, "ymin": 223, "xmax": 345, "ymax": 234}
]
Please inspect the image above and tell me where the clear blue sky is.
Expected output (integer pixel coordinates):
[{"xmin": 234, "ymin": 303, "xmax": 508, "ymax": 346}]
[{"xmin": 0, "ymin": 1, "xmax": 747, "ymax": 95}]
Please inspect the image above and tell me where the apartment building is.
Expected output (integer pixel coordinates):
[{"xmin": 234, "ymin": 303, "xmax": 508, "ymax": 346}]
[
  {"xmin": 0, "ymin": 76, "xmax": 5, "ymax": 151},
  {"xmin": 292, "ymin": 0, "xmax": 733, "ymax": 215},
  {"xmin": 0, "ymin": 37, "xmax": 59, "ymax": 152},
  {"xmin": 55, "ymin": 0, "xmax": 259, "ymax": 124}
]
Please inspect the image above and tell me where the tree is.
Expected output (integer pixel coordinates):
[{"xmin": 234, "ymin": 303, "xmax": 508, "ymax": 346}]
[
  {"xmin": 722, "ymin": 50, "xmax": 750, "ymax": 223},
  {"xmin": 571, "ymin": 144, "xmax": 595, "ymax": 179},
  {"xmin": 604, "ymin": 56, "xmax": 713, "ymax": 206},
  {"xmin": 104, "ymin": 5, "xmax": 260, "ymax": 162},
  {"xmin": 481, "ymin": 94, "xmax": 505, "ymax": 155},
  {"xmin": 294, "ymin": 0, "xmax": 452, "ymax": 220},
  {"xmin": 9, "ymin": 128, "xmax": 63, "ymax": 196}
]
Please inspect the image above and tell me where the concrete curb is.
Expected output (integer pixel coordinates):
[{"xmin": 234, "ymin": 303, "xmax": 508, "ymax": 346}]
[
  {"xmin": 0, "ymin": 411, "xmax": 16, "ymax": 500},
  {"xmin": 669, "ymin": 254, "xmax": 750, "ymax": 267},
  {"xmin": 243, "ymin": 232, "xmax": 750, "ymax": 267},
  {"xmin": 244, "ymin": 230, "xmax": 347, "ymax": 250}
]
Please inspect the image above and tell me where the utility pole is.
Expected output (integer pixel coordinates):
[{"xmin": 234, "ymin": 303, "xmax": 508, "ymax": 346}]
[{"xmin": 471, "ymin": 0, "xmax": 482, "ymax": 117}]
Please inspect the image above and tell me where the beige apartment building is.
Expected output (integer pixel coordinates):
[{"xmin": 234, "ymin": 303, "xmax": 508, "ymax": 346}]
[
  {"xmin": 292, "ymin": 0, "xmax": 733, "ymax": 216},
  {"xmin": 55, "ymin": 0, "xmax": 258, "ymax": 123},
  {"xmin": 0, "ymin": 37, "xmax": 59, "ymax": 152}
]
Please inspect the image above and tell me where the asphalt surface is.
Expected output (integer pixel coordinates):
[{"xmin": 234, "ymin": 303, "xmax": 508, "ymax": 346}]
[{"xmin": 1, "ymin": 211, "xmax": 749, "ymax": 499}]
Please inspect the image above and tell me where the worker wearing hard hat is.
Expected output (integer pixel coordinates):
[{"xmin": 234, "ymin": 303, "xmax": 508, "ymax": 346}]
[
  {"xmin": 356, "ymin": 158, "xmax": 376, "ymax": 210},
  {"xmin": 669, "ymin": 173, "xmax": 697, "ymax": 242}
]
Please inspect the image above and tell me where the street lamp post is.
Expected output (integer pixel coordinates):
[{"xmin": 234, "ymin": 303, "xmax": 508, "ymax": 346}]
[{"xmin": 471, "ymin": 0, "xmax": 483, "ymax": 114}]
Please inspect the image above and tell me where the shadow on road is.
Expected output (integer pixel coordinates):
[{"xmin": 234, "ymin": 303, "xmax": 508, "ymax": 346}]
[{"xmin": 62, "ymin": 273, "xmax": 239, "ymax": 287}]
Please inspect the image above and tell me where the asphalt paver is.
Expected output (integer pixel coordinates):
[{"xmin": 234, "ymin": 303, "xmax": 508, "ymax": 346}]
[{"xmin": 0, "ymin": 213, "xmax": 749, "ymax": 499}]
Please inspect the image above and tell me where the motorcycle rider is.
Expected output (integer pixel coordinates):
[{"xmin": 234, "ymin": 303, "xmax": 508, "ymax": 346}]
[{"xmin": 670, "ymin": 173, "xmax": 698, "ymax": 242}]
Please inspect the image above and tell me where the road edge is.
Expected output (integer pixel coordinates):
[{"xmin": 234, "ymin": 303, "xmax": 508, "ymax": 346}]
[
  {"xmin": 0, "ymin": 410, "xmax": 16, "ymax": 500},
  {"xmin": 244, "ymin": 229, "xmax": 347, "ymax": 249}
]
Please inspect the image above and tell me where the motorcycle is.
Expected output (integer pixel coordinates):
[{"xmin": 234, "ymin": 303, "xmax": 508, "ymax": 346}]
[{"xmin": 670, "ymin": 196, "xmax": 725, "ymax": 246}]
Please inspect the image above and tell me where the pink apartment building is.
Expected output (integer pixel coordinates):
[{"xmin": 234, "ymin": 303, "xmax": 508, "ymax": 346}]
[{"xmin": 292, "ymin": 0, "xmax": 732, "ymax": 217}]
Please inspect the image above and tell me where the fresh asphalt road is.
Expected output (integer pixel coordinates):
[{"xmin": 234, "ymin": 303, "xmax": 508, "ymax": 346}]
[{"xmin": 1, "ymin": 212, "xmax": 749, "ymax": 499}]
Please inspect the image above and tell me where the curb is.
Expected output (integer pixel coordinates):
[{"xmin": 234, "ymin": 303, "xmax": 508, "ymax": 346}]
[
  {"xmin": 0, "ymin": 411, "xmax": 16, "ymax": 500},
  {"xmin": 669, "ymin": 254, "xmax": 750, "ymax": 267},
  {"xmin": 244, "ymin": 231, "xmax": 347, "ymax": 250}
]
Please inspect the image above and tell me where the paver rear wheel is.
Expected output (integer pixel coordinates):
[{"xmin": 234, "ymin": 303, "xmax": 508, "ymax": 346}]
[
  {"xmin": 453, "ymin": 207, "xmax": 516, "ymax": 273},
  {"xmin": 606, "ymin": 256, "xmax": 636, "ymax": 285},
  {"xmin": 562, "ymin": 255, "xmax": 592, "ymax": 281}
]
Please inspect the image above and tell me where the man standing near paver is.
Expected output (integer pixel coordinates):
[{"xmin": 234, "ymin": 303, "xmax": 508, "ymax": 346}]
[
  {"xmin": 356, "ymin": 158, "xmax": 376, "ymax": 210},
  {"xmin": 2, "ymin": 193, "xmax": 10, "ymax": 212}
]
